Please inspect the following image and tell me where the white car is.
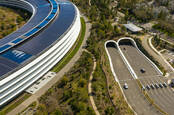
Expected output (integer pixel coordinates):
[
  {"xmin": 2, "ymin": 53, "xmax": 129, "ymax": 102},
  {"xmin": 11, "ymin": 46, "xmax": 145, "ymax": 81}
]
[
  {"xmin": 124, "ymin": 83, "xmax": 128, "ymax": 89},
  {"xmin": 142, "ymin": 85, "xmax": 145, "ymax": 91}
]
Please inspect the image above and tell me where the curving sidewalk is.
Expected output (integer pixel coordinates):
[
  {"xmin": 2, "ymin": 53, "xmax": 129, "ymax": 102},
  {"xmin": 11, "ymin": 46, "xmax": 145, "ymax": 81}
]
[
  {"xmin": 89, "ymin": 0, "xmax": 91, "ymax": 6},
  {"xmin": 149, "ymin": 37, "xmax": 174, "ymax": 73},
  {"xmin": 85, "ymin": 49, "xmax": 100, "ymax": 115},
  {"xmin": 142, "ymin": 35, "xmax": 174, "ymax": 73}
]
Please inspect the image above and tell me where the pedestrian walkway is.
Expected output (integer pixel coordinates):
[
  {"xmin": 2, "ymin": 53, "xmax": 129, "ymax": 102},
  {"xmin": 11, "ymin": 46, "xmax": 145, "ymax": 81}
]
[{"xmin": 86, "ymin": 50, "xmax": 100, "ymax": 115}]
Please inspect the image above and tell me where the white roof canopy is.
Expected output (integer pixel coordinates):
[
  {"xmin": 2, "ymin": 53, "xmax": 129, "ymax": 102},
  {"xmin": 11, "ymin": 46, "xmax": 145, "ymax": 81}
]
[{"xmin": 124, "ymin": 23, "xmax": 142, "ymax": 32}]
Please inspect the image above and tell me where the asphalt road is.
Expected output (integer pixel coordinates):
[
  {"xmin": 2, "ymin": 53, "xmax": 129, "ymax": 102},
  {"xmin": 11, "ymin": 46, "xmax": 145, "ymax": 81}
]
[
  {"xmin": 107, "ymin": 45, "xmax": 160, "ymax": 115},
  {"xmin": 119, "ymin": 43, "xmax": 174, "ymax": 115},
  {"xmin": 141, "ymin": 35, "xmax": 173, "ymax": 73},
  {"xmin": 119, "ymin": 45, "xmax": 159, "ymax": 78}
]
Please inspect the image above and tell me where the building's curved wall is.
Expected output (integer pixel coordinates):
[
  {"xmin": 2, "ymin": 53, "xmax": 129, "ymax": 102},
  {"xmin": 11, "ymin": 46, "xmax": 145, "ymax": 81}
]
[
  {"xmin": 0, "ymin": 0, "xmax": 59, "ymax": 53},
  {"xmin": 0, "ymin": 1, "xmax": 81, "ymax": 106},
  {"xmin": 0, "ymin": 0, "xmax": 51, "ymax": 47}
]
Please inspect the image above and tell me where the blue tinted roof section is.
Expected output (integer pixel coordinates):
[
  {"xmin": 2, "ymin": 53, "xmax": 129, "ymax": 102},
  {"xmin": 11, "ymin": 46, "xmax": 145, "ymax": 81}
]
[
  {"xmin": 0, "ymin": 0, "xmax": 60, "ymax": 77},
  {"xmin": 38, "ymin": 3, "xmax": 50, "ymax": 8},
  {"xmin": 48, "ymin": 14, "xmax": 55, "ymax": 19},
  {"xmin": 11, "ymin": 38, "xmax": 23, "ymax": 44},
  {"xmin": 0, "ymin": 45, "xmax": 11, "ymax": 52},
  {"xmin": 1, "ymin": 50, "xmax": 32, "ymax": 64},
  {"xmin": 0, "ymin": 56, "xmax": 19, "ymax": 77},
  {"xmin": 52, "ymin": 9, "xmax": 57, "ymax": 13},
  {"xmin": 38, "ymin": 21, "xmax": 49, "ymax": 28},
  {"xmin": 16, "ymin": 2, "xmax": 76, "ymax": 55},
  {"xmin": 0, "ymin": 0, "xmax": 58, "ymax": 54},
  {"xmin": 24, "ymin": 28, "xmax": 39, "ymax": 37},
  {"xmin": 0, "ymin": 0, "xmax": 51, "ymax": 46},
  {"xmin": 0, "ymin": 1, "xmax": 79, "ymax": 78}
]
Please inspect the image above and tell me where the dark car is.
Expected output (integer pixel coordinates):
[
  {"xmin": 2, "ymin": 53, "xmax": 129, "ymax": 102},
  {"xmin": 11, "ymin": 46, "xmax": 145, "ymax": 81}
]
[
  {"xmin": 150, "ymin": 84, "xmax": 155, "ymax": 89},
  {"xmin": 146, "ymin": 85, "xmax": 150, "ymax": 90},
  {"xmin": 163, "ymin": 82, "xmax": 167, "ymax": 88},
  {"xmin": 159, "ymin": 83, "xmax": 163, "ymax": 88},
  {"xmin": 140, "ymin": 68, "xmax": 146, "ymax": 73}
]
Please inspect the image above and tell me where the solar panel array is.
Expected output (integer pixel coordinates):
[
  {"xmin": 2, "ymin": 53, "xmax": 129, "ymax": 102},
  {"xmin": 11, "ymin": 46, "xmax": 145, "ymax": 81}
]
[{"xmin": 0, "ymin": 0, "xmax": 59, "ymax": 53}]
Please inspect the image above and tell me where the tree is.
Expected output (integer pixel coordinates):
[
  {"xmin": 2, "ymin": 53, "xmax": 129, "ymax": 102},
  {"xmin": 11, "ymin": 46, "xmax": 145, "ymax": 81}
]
[
  {"xmin": 78, "ymin": 78, "xmax": 87, "ymax": 87},
  {"xmin": 51, "ymin": 109, "xmax": 62, "ymax": 115},
  {"xmin": 154, "ymin": 35, "xmax": 161, "ymax": 46},
  {"xmin": 105, "ymin": 107, "xmax": 115, "ymax": 115},
  {"xmin": 35, "ymin": 104, "xmax": 47, "ymax": 115},
  {"xmin": 59, "ymin": 76, "xmax": 69, "ymax": 87}
]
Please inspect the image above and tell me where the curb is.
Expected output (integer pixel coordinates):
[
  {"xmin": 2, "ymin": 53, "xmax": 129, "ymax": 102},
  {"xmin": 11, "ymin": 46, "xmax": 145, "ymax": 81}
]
[
  {"xmin": 117, "ymin": 37, "xmax": 163, "ymax": 75},
  {"xmin": 105, "ymin": 40, "xmax": 137, "ymax": 115},
  {"xmin": 117, "ymin": 39, "xmax": 138, "ymax": 79},
  {"xmin": 149, "ymin": 37, "xmax": 174, "ymax": 72},
  {"xmin": 117, "ymin": 37, "xmax": 168, "ymax": 115}
]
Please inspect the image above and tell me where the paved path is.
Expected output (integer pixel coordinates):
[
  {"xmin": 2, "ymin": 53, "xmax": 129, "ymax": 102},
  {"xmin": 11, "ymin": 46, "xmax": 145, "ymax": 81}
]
[
  {"xmin": 142, "ymin": 35, "xmax": 173, "ymax": 73},
  {"xmin": 160, "ymin": 37, "xmax": 174, "ymax": 46},
  {"xmin": 85, "ymin": 50, "xmax": 100, "ymax": 115},
  {"xmin": 8, "ymin": 16, "xmax": 91, "ymax": 115}
]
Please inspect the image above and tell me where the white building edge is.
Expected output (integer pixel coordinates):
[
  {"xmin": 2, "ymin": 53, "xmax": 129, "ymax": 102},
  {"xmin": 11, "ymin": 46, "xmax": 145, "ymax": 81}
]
[{"xmin": 0, "ymin": 0, "xmax": 81, "ymax": 106}]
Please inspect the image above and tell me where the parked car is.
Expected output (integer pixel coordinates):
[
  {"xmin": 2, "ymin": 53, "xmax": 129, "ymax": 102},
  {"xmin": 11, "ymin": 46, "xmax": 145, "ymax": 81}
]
[
  {"xmin": 140, "ymin": 68, "xmax": 146, "ymax": 73},
  {"xmin": 142, "ymin": 85, "xmax": 146, "ymax": 91},
  {"xmin": 159, "ymin": 83, "xmax": 163, "ymax": 88},
  {"xmin": 146, "ymin": 85, "xmax": 150, "ymax": 90},
  {"xmin": 154, "ymin": 84, "xmax": 159, "ymax": 89},
  {"xmin": 150, "ymin": 84, "xmax": 155, "ymax": 89},
  {"xmin": 163, "ymin": 82, "xmax": 167, "ymax": 88},
  {"xmin": 124, "ymin": 83, "xmax": 128, "ymax": 89}
]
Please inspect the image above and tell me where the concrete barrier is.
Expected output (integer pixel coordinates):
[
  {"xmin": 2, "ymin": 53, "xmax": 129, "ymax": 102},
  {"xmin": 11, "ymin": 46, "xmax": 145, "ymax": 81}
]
[
  {"xmin": 117, "ymin": 37, "xmax": 163, "ymax": 76},
  {"xmin": 149, "ymin": 37, "xmax": 174, "ymax": 72},
  {"xmin": 117, "ymin": 38, "xmax": 138, "ymax": 79},
  {"xmin": 105, "ymin": 40, "xmax": 137, "ymax": 115}
]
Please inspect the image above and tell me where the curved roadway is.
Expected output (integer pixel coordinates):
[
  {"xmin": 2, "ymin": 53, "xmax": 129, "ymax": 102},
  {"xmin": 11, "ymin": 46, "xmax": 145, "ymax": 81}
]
[
  {"xmin": 119, "ymin": 41, "xmax": 174, "ymax": 115},
  {"xmin": 106, "ymin": 43, "xmax": 160, "ymax": 115}
]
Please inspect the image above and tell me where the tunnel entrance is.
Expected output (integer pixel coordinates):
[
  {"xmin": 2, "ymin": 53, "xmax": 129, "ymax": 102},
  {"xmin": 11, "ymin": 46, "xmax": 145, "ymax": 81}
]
[
  {"xmin": 106, "ymin": 41, "xmax": 117, "ymax": 48},
  {"xmin": 118, "ymin": 39, "xmax": 134, "ymax": 47}
]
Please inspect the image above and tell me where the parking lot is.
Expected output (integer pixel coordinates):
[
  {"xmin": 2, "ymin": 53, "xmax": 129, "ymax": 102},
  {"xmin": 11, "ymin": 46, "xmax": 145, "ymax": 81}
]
[
  {"xmin": 119, "ymin": 41, "xmax": 174, "ymax": 115},
  {"xmin": 106, "ymin": 42, "xmax": 160, "ymax": 115}
]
